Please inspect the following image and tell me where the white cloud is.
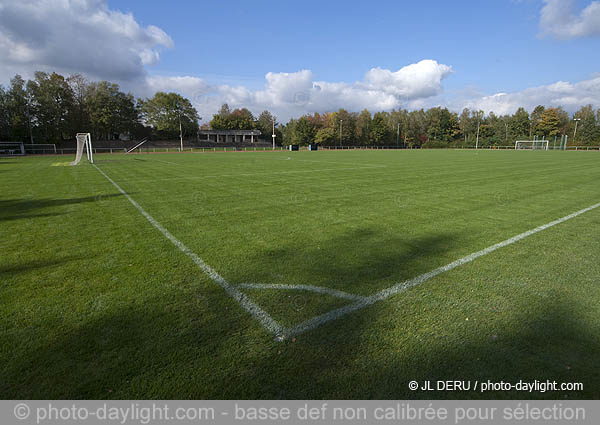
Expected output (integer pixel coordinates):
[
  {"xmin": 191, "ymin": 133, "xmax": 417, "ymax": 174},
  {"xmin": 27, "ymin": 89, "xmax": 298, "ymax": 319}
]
[
  {"xmin": 463, "ymin": 75, "xmax": 600, "ymax": 115},
  {"xmin": 150, "ymin": 60, "xmax": 453, "ymax": 122},
  {"xmin": 145, "ymin": 75, "xmax": 208, "ymax": 97},
  {"xmin": 540, "ymin": 0, "xmax": 600, "ymax": 39},
  {"xmin": 0, "ymin": 0, "xmax": 172, "ymax": 82},
  {"xmin": 0, "ymin": 1, "xmax": 454, "ymax": 121},
  {"xmin": 364, "ymin": 60, "xmax": 453, "ymax": 98}
]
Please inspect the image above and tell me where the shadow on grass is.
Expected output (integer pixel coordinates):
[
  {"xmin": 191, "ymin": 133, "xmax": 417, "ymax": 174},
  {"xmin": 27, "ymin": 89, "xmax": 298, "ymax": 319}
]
[
  {"xmin": 0, "ymin": 194, "xmax": 125, "ymax": 222},
  {"xmin": 1, "ymin": 257, "xmax": 81, "ymax": 279},
  {"xmin": 2, "ymin": 282, "xmax": 598, "ymax": 399},
  {"xmin": 242, "ymin": 227, "xmax": 458, "ymax": 294}
]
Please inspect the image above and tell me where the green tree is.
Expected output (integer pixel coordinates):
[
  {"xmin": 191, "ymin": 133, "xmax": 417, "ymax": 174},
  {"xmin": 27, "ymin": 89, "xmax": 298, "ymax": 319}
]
[
  {"xmin": 293, "ymin": 116, "xmax": 316, "ymax": 145},
  {"xmin": 573, "ymin": 105, "xmax": 599, "ymax": 145},
  {"xmin": 370, "ymin": 112, "xmax": 390, "ymax": 145},
  {"xmin": 27, "ymin": 72, "xmax": 74, "ymax": 142},
  {"xmin": 0, "ymin": 85, "xmax": 9, "ymax": 140},
  {"xmin": 86, "ymin": 81, "xmax": 138, "ymax": 140},
  {"xmin": 6, "ymin": 75, "xmax": 31, "ymax": 142},
  {"xmin": 229, "ymin": 108, "xmax": 255, "ymax": 130},
  {"xmin": 537, "ymin": 108, "xmax": 561, "ymax": 138},
  {"xmin": 331, "ymin": 109, "xmax": 356, "ymax": 146},
  {"xmin": 256, "ymin": 110, "xmax": 282, "ymax": 145},
  {"xmin": 510, "ymin": 107, "xmax": 530, "ymax": 140},
  {"xmin": 530, "ymin": 105, "xmax": 545, "ymax": 138},
  {"xmin": 140, "ymin": 92, "xmax": 199, "ymax": 142},
  {"xmin": 356, "ymin": 109, "xmax": 372, "ymax": 144}
]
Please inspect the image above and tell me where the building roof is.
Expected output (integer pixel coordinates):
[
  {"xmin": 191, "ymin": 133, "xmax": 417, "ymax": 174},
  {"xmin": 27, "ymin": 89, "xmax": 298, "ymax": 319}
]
[{"xmin": 199, "ymin": 130, "xmax": 261, "ymax": 135}]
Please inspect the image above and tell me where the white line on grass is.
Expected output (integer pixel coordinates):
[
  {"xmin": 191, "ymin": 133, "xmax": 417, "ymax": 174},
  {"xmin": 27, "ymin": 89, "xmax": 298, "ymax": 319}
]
[
  {"xmin": 93, "ymin": 161, "xmax": 600, "ymax": 341},
  {"xmin": 237, "ymin": 283, "xmax": 367, "ymax": 301},
  {"xmin": 93, "ymin": 164, "xmax": 286, "ymax": 340},
  {"xmin": 280, "ymin": 201, "xmax": 600, "ymax": 339}
]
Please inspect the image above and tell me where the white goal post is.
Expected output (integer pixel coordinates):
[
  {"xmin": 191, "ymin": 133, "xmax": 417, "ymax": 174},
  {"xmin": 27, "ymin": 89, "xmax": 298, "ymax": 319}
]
[
  {"xmin": 515, "ymin": 140, "xmax": 549, "ymax": 151},
  {"xmin": 71, "ymin": 133, "xmax": 93, "ymax": 165}
]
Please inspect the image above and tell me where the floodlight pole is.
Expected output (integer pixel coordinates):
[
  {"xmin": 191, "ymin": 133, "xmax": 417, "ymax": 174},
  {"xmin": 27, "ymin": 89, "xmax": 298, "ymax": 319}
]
[
  {"xmin": 573, "ymin": 118, "xmax": 581, "ymax": 142},
  {"xmin": 475, "ymin": 119, "xmax": 480, "ymax": 150},
  {"xmin": 396, "ymin": 122, "xmax": 400, "ymax": 148},
  {"xmin": 272, "ymin": 118, "xmax": 276, "ymax": 150},
  {"xmin": 339, "ymin": 119, "xmax": 343, "ymax": 147},
  {"xmin": 178, "ymin": 111, "xmax": 183, "ymax": 152}
]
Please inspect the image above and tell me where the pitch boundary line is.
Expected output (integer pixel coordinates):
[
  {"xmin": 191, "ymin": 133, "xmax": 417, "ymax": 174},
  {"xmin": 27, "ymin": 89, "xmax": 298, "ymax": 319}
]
[
  {"xmin": 94, "ymin": 163, "xmax": 599, "ymax": 341},
  {"xmin": 280, "ymin": 201, "xmax": 600, "ymax": 339},
  {"xmin": 93, "ymin": 164, "xmax": 286, "ymax": 339},
  {"xmin": 237, "ymin": 283, "xmax": 367, "ymax": 301}
]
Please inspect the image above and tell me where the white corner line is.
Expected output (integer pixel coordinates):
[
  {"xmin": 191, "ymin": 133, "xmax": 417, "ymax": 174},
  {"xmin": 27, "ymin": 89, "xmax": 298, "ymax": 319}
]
[
  {"xmin": 237, "ymin": 283, "xmax": 367, "ymax": 301},
  {"xmin": 93, "ymin": 164, "xmax": 286, "ymax": 340},
  {"xmin": 281, "ymin": 201, "xmax": 600, "ymax": 339}
]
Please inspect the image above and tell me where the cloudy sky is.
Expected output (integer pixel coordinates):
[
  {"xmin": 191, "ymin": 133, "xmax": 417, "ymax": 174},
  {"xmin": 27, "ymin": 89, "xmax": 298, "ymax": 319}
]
[{"xmin": 1, "ymin": 0, "xmax": 599, "ymax": 122}]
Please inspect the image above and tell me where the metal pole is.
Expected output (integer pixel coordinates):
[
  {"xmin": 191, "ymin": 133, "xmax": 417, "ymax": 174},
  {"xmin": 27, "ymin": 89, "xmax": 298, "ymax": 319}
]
[
  {"xmin": 179, "ymin": 112, "xmax": 183, "ymax": 152},
  {"xmin": 339, "ymin": 119, "xmax": 343, "ymax": 147},
  {"xmin": 573, "ymin": 118, "xmax": 581, "ymax": 143},
  {"xmin": 272, "ymin": 118, "xmax": 276, "ymax": 150},
  {"xmin": 476, "ymin": 119, "xmax": 480, "ymax": 149},
  {"xmin": 396, "ymin": 122, "xmax": 400, "ymax": 148}
]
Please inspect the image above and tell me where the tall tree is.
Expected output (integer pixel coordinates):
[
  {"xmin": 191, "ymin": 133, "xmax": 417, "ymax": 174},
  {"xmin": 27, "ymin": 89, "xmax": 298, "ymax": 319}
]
[
  {"xmin": 511, "ymin": 107, "xmax": 530, "ymax": 140},
  {"xmin": 140, "ymin": 92, "xmax": 199, "ymax": 142},
  {"xmin": 530, "ymin": 105, "xmax": 545, "ymax": 138},
  {"xmin": 356, "ymin": 109, "xmax": 372, "ymax": 144},
  {"xmin": 573, "ymin": 105, "xmax": 599, "ymax": 145},
  {"xmin": 6, "ymin": 75, "xmax": 30, "ymax": 142},
  {"xmin": 86, "ymin": 81, "xmax": 138, "ymax": 140},
  {"xmin": 537, "ymin": 108, "xmax": 561, "ymax": 138},
  {"xmin": 370, "ymin": 112, "xmax": 390, "ymax": 145}
]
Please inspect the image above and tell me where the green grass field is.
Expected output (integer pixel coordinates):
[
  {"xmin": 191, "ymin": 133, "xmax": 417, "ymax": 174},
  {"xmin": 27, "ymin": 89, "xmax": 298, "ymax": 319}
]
[{"xmin": 2, "ymin": 149, "xmax": 600, "ymax": 399}]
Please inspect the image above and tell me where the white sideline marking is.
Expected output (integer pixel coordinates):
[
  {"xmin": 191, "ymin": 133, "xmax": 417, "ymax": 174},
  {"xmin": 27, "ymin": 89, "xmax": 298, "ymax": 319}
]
[
  {"xmin": 237, "ymin": 283, "xmax": 367, "ymax": 301},
  {"xmin": 93, "ymin": 164, "xmax": 286, "ymax": 340},
  {"xmin": 281, "ymin": 201, "xmax": 600, "ymax": 339}
]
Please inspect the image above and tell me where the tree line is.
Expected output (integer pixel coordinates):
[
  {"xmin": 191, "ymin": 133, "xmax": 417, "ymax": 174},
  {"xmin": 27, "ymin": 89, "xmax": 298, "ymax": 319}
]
[
  {"xmin": 0, "ymin": 72, "xmax": 199, "ymax": 144},
  {"xmin": 277, "ymin": 105, "xmax": 600, "ymax": 148},
  {"xmin": 209, "ymin": 102, "xmax": 600, "ymax": 147},
  {"xmin": 2, "ymin": 70, "xmax": 600, "ymax": 147}
]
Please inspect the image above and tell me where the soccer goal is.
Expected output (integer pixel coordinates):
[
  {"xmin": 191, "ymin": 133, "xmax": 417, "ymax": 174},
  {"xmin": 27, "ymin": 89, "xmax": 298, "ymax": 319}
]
[
  {"xmin": 515, "ymin": 140, "xmax": 549, "ymax": 151},
  {"xmin": 71, "ymin": 133, "xmax": 93, "ymax": 165},
  {"xmin": 0, "ymin": 142, "xmax": 25, "ymax": 156}
]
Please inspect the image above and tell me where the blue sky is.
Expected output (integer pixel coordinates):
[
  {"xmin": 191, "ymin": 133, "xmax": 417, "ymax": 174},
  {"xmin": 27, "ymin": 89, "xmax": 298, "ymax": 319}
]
[
  {"xmin": 113, "ymin": 0, "xmax": 599, "ymax": 90},
  {"xmin": 2, "ymin": 0, "xmax": 600, "ymax": 121}
]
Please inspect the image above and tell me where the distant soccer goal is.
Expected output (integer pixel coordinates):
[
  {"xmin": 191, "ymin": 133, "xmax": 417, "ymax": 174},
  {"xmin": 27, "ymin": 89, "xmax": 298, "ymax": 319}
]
[
  {"xmin": 0, "ymin": 142, "xmax": 25, "ymax": 156},
  {"xmin": 515, "ymin": 140, "xmax": 549, "ymax": 151},
  {"xmin": 71, "ymin": 133, "xmax": 93, "ymax": 165}
]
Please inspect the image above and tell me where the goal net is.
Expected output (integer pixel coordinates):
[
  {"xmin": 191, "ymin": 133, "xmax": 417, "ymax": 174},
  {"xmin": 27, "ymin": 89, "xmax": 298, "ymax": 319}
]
[
  {"xmin": 0, "ymin": 142, "xmax": 25, "ymax": 156},
  {"xmin": 515, "ymin": 140, "xmax": 549, "ymax": 151},
  {"xmin": 71, "ymin": 133, "xmax": 94, "ymax": 165}
]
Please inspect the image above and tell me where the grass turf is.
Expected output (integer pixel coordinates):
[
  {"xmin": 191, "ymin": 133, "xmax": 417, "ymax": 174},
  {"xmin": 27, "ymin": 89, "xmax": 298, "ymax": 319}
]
[{"xmin": 1, "ymin": 149, "xmax": 599, "ymax": 399}]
